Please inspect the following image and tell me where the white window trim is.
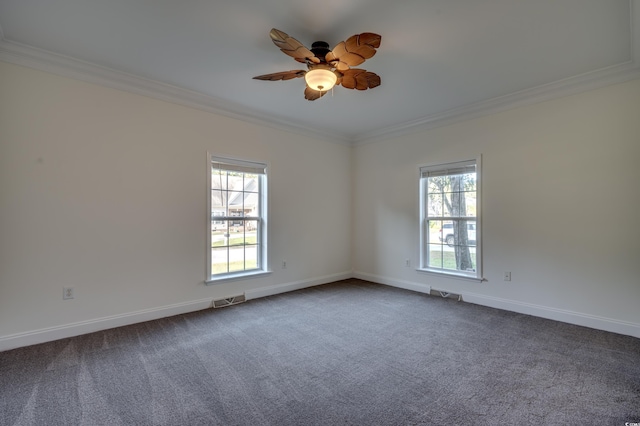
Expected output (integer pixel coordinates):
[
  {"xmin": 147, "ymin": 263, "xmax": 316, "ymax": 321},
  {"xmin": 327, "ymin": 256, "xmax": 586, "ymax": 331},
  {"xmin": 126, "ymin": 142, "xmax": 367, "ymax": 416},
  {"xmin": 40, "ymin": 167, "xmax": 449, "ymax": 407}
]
[
  {"xmin": 418, "ymin": 155, "xmax": 483, "ymax": 281},
  {"xmin": 206, "ymin": 153, "xmax": 270, "ymax": 284}
]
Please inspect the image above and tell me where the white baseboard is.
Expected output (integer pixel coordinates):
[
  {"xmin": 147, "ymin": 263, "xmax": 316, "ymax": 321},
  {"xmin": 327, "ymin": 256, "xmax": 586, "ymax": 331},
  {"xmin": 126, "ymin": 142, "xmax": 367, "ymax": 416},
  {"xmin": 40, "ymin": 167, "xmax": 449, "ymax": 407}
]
[
  {"xmin": 462, "ymin": 292, "xmax": 640, "ymax": 339},
  {"xmin": 245, "ymin": 271, "xmax": 353, "ymax": 300},
  {"xmin": 3, "ymin": 270, "xmax": 637, "ymax": 352},
  {"xmin": 354, "ymin": 271, "xmax": 640, "ymax": 339},
  {"xmin": 0, "ymin": 298, "xmax": 214, "ymax": 352},
  {"xmin": 353, "ymin": 271, "xmax": 432, "ymax": 295},
  {"xmin": 0, "ymin": 271, "xmax": 353, "ymax": 352}
]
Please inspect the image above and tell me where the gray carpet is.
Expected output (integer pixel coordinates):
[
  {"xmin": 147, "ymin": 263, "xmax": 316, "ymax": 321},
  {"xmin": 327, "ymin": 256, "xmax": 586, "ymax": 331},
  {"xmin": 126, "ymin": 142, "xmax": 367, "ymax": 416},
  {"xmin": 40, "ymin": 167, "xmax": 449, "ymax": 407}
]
[{"xmin": 1, "ymin": 279, "xmax": 639, "ymax": 425}]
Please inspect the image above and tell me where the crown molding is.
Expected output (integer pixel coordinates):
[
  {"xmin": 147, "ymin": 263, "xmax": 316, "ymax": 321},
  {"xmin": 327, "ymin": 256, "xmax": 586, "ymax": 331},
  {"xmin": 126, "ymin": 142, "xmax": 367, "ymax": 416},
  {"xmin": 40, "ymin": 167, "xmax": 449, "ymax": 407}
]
[
  {"xmin": 353, "ymin": 62, "xmax": 640, "ymax": 145},
  {"xmin": 0, "ymin": 38, "xmax": 352, "ymax": 146},
  {"xmin": 354, "ymin": 0, "xmax": 640, "ymax": 145},
  {"xmin": 1, "ymin": 0, "xmax": 639, "ymax": 147}
]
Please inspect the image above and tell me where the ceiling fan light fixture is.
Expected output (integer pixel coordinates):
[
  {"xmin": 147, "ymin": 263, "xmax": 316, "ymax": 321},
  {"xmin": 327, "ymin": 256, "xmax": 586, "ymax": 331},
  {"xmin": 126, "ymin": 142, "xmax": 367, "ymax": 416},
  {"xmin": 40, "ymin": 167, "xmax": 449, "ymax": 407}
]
[
  {"xmin": 304, "ymin": 69, "xmax": 337, "ymax": 92},
  {"xmin": 253, "ymin": 29, "xmax": 381, "ymax": 100}
]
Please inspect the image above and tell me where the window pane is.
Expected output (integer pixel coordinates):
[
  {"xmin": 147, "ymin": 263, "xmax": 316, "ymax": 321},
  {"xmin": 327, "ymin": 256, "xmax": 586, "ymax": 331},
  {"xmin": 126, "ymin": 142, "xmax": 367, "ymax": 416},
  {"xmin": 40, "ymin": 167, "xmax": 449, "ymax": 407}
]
[
  {"xmin": 464, "ymin": 192, "xmax": 477, "ymax": 217},
  {"xmin": 211, "ymin": 170, "xmax": 227, "ymax": 190},
  {"xmin": 228, "ymin": 173, "xmax": 244, "ymax": 191},
  {"xmin": 211, "ymin": 247, "xmax": 229, "ymax": 274},
  {"xmin": 452, "ymin": 220, "xmax": 464, "ymax": 242},
  {"xmin": 212, "ymin": 224, "xmax": 231, "ymax": 248},
  {"xmin": 428, "ymin": 244, "xmax": 444, "ymax": 268},
  {"xmin": 228, "ymin": 191, "xmax": 244, "ymax": 212},
  {"xmin": 446, "ymin": 220, "xmax": 476, "ymax": 247},
  {"xmin": 467, "ymin": 250, "xmax": 477, "ymax": 272},
  {"xmin": 244, "ymin": 193, "xmax": 259, "ymax": 217},
  {"xmin": 225, "ymin": 222, "xmax": 259, "ymax": 245},
  {"xmin": 245, "ymin": 221, "xmax": 259, "ymax": 245},
  {"xmin": 427, "ymin": 193, "xmax": 444, "ymax": 217},
  {"xmin": 462, "ymin": 173, "xmax": 476, "ymax": 191},
  {"xmin": 438, "ymin": 221, "xmax": 451, "ymax": 246},
  {"xmin": 211, "ymin": 190, "xmax": 225, "ymax": 210},
  {"xmin": 228, "ymin": 229, "xmax": 246, "ymax": 247},
  {"xmin": 468, "ymin": 220, "xmax": 476, "ymax": 244},
  {"xmin": 228, "ymin": 237, "xmax": 246, "ymax": 272},
  {"xmin": 245, "ymin": 219, "xmax": 258, "ymax": 232},
  {"xmin": 211, "ymin": 219, "xmax": 229, "ymax": 236},
  {"xmin": 244, "ymin": 245, "xmax": 259, "ymax": 270},
  {"xmin": 228, "ymin": 251, "xmax": 245, "ymax": 272},
  {"xmin": 244, "ymin": 174, "xmax": 259, "ymax": 192},
  {"xmin": 449, "ymin": 191, "xmax": 461, "ymax": 216},
  {"xmin": 445, "ymin": 246, "xmax": 477, "ymax": 272},
  {"xmin": 428, "ymin": 220, "xmax": 443, "ymax": 244},
  {"xmin": 442, "ymin": 256, "xmax": 458, "ymax": 271},
  {"xmin": 428, "ymin": 176, "xmax": 447, "ymax": 193},
  {"xmin": 450, "ymin": 175, "xmax": 463, "ymax": 192}
]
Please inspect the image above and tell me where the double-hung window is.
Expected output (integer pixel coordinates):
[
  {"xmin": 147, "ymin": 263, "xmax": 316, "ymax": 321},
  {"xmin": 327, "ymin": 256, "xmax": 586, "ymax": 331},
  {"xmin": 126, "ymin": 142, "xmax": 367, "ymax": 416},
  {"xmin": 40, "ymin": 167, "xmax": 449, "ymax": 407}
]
[
  {"xmin": 207, "ymin": 155, "xmax": 268, "ymax": 281},
  {"xmin": 419, "ymin": 158, "xmax": 482, "ymax": 280}
]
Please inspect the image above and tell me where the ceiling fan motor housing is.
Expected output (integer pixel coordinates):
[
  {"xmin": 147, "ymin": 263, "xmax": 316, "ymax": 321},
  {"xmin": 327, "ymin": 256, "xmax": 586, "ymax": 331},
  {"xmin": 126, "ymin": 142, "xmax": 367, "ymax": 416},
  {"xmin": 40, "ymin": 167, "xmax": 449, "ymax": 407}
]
[{"xmin": 310, "ymin": 41, "xmax": 331, "ymax": 63}]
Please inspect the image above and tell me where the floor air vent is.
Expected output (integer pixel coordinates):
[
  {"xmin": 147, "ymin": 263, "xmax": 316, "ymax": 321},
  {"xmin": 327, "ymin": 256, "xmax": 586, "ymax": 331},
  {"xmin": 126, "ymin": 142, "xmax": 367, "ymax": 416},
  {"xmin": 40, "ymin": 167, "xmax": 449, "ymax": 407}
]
[
  {"xmin": 213, "ymin": 294, "xmax": 246, "ymax": 308},
  {"xmin": 430, "ymin": 289, "xmax": 462, "ymax": 302}
]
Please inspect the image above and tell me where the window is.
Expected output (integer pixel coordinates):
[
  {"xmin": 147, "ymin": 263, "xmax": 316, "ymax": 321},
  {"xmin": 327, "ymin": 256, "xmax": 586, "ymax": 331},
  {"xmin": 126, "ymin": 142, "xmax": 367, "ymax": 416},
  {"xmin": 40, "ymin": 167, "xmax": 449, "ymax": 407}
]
[
  {"xmin": 207, "ymin": 155, "xmax": 268, "ymax": 281},
  {"xmin": 419, "ymin": 158, "xmax": 481, "ymax": 280}
]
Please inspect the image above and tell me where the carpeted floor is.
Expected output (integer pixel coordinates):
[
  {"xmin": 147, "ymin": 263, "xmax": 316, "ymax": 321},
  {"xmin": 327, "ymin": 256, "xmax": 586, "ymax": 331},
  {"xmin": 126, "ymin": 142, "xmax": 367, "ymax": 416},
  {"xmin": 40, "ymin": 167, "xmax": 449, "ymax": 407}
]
[{"xmin": 1, "ymin": 279, "xmax": 639, "ymax": 425}]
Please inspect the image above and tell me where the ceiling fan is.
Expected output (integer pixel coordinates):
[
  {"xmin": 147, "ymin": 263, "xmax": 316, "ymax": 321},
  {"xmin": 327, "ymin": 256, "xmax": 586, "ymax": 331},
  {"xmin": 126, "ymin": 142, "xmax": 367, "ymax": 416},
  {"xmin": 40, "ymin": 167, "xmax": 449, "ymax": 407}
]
[{"xmin": 253, "ymin": 28, "xmax": 381, "ymax": 101}]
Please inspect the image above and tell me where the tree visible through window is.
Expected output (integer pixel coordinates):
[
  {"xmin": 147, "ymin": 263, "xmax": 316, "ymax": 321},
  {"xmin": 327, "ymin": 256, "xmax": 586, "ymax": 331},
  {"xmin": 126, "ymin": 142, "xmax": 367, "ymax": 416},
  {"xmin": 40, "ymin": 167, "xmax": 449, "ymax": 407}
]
[
  {"xmin": 208, "ymin": 156, "xmax": 267, "ymax": 280},
  {"xmin": 420, "ymin": 158, "xmax": 481, "ymax": 279}
]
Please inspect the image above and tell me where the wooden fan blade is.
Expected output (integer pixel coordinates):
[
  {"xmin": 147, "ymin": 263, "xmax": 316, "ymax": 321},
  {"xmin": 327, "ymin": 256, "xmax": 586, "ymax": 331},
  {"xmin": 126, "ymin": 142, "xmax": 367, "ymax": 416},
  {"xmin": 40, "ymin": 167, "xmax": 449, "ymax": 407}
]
[
  {"xmin": 340, "ymin": 73, "xmax": 356, "ymax": 89},
  {"xmin": 338, "ymin": 69, "xmax": 381, "ymax": 91},
  {"xmin": 356, "ymin": 33, "xmax": 382, "ymax": 49},
  {"xmin": 327, "ymin": 33, "xmax": 381, "ymax": 68},
  {"xmin": 355, "ymin": 73, "xmax": 370, "ymax": 90},
  {"xmin": 269, "ymin": 28, "xmax": 290, "ymax": 43},
  {"xmin": 253, "ymin": 70, "xmax": 306, "ymax": 81},
  {"xmin": 281, "ymin": 47, "xmax": 321, "ymax": 64},
  {"xmin": 269, "ymin": 28, "xmax": 321, "ymax": 64},
  {"xmin": 327, "ymin": 42, "xmax": 347, "ymax": 61},
  {"xmin": 304, "ymin": 86, "xmax": 327, "ymax": 101},
  {"xmin": 335, "ymin": 61, "xmax": 350, "ymax": 72},
  {"xmin": 339, "ymin": 52, "xmax": 366, "ymax": 67}
]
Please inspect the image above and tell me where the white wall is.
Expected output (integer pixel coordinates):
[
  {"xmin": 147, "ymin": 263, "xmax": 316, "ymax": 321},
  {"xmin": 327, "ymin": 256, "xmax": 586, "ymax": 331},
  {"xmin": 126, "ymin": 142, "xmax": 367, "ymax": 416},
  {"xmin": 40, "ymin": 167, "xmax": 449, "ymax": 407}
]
[
  {"xmin": 0, "ymin": 61, "xmax": 352, "ymax": 350},
  {"xmin": 352, "ymin": 78, "xmax": 640, "ymax": 337},
  {"xmin": 2, "ymin": 60, "xmax": 639, "ymax": 351}
]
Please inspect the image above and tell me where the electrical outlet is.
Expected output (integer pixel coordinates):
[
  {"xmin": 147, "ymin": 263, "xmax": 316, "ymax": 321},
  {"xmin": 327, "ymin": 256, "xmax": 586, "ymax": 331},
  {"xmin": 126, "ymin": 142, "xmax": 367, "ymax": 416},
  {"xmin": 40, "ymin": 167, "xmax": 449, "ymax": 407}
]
[
  {"xmin": 503, "ymin": 272, "xmax": 511, "ymax": 281},
  {"xmin": 405, "ymin": 259, "xmax": 411, "ymax": 267},
  {"xmin": 63, "ymin": 287, "xmax": 75, "ymax": 300},
  {"xmin": 281, "ymin": 260, "xmax": 287, "ymax": 269}
]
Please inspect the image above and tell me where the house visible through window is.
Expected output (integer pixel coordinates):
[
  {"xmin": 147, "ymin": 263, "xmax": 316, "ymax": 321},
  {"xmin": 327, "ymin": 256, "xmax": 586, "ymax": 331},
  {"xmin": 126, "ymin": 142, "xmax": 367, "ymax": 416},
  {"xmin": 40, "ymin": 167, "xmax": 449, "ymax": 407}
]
[
  {"xmin": 419, "ymin": 158, "xmax": 481, "ymax": 280},
  {"xmin": 207, "ymin": 156, "xmax": 267, "ymax": 281}
]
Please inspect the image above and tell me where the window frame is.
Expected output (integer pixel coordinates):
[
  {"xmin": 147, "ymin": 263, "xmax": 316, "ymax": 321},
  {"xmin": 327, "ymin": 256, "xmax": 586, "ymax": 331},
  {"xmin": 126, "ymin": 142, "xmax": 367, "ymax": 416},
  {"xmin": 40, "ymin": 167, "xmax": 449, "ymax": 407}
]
[
  {"xmin": 418, "ymin": 156, "xmax": 483, "ymax": 281},
  {"xmin": 206, "ymin": 154, "xmax": 269, "ymax": 284}
]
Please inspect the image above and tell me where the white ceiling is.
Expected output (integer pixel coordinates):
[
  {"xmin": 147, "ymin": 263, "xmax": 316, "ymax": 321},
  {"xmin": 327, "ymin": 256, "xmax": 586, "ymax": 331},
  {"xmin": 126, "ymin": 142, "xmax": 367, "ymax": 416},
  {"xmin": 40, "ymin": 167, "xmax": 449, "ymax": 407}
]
[{"xmin": 1, "ymin": 0, "xmax": 639, "ymax": 144}]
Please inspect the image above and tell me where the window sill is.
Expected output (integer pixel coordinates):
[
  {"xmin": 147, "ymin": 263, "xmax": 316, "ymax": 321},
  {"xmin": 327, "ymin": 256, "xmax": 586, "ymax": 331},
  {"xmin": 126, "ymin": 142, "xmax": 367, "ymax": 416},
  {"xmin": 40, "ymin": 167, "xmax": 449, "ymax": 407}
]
[
  {"xmin": 205, "ymin": 270, "xmax": 271, "ymax": 285},
  {"xmin": 417, "ymin": 268, "xmax": 484, "ymax": 283}
]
